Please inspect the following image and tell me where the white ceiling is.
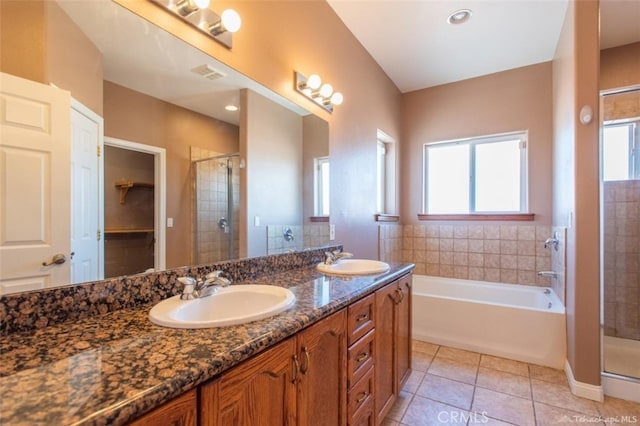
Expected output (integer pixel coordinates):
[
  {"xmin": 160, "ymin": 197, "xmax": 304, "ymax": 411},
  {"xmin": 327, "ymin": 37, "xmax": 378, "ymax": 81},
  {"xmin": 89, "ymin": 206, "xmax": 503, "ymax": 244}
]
[
  {"xmin": 55, "ymin": 0, "xmax": 639, "ymax": 118},
  {"xmin": 328, "ymin": 0, "xmax": 640, "ymax": 94}
]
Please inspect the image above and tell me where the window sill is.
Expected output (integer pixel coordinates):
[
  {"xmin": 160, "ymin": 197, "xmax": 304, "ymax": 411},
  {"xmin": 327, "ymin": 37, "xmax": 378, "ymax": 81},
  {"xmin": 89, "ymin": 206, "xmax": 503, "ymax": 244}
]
[
  {"xmin": 309, "ymin": 216, "xmax": 330, "ymax": 223},
  {"xmin": 417, "ymin": 213, "xmax": 535, "ymax": 221},
  {"xmin": 375, "ymin": 214, "xmax": 400, "ymax": 222}
]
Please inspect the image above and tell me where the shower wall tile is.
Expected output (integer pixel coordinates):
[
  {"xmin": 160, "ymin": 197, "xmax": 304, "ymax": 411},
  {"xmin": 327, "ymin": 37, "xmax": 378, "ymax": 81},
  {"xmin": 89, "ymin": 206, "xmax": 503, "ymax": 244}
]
[{"xmin": 603, "ymin": 180, "xmax": 640, "ymax": 340}]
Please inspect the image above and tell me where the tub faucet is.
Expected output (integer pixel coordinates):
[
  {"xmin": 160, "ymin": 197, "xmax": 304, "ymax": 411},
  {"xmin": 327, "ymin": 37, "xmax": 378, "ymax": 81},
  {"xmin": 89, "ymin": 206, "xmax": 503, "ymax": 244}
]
[
  {"xmin": 537, "ymin": 271, "xmax": 558, "ymax": 279},
  {"xmin": 178, "ymin": 271, "xmax": 231, "ymax": 300},
  {"xmin": 324, "ymin": 249, "xmax": 353, "ymax": 265},
  {"xmin": 544, "ymin": 231, "xmax": 560, "ymax": 251}
]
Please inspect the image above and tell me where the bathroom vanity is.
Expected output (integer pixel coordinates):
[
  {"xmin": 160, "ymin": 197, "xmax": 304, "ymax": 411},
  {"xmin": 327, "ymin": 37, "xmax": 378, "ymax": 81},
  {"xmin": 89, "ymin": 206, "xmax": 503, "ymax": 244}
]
[{"xmin": 0, "ymin": 249, "xmax": 413, "ymax": 425}]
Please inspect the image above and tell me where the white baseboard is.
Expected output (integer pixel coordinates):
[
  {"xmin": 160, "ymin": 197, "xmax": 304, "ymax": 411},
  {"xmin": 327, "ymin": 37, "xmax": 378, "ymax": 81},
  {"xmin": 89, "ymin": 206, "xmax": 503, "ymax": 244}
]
[{"xmin": 564, "ymin": 360, "xmax": 604, "ymax": 402}]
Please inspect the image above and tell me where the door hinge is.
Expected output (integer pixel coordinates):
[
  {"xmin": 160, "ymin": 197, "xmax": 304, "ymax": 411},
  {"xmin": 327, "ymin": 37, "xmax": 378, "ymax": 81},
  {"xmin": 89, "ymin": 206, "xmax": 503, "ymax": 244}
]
[
  {"xmin": 520, "ymin": 140, "xmax": 527, "ymax": 149},
  {"xmin": 97, "ymin": 230, "xmax": 101, "ymax": 241},
  {"xmin": 97, "ymin": 145, "xmax": 101, "ymax": 157}
]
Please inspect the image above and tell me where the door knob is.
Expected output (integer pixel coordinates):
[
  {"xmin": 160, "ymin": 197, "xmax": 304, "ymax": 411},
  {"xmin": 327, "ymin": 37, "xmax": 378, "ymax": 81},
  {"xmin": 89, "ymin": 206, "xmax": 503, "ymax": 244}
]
[{"xmin": 42, "ymin": 253, "xmax": 66, "ymax": 266}]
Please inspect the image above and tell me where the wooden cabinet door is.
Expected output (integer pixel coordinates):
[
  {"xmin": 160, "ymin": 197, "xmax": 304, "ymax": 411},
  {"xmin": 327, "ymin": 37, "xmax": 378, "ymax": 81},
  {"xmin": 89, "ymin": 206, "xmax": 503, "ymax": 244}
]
[
  {"xmin": 130, "ymin": 389, "xmax": 197, "ymax": 426},
  {"xmin": 396, "ymin": 275, "xmax": 412, "ymax": 389},
  {"xmin": 201, "ymin": 337, "xmax": 297, "ymax": 426},
  {"xmin": 296, "ymin": 310, "xmax": 347, "ymax": 426},
  {"xmin": 374, "ymin": 281, "xmax": 398, "ymax": 422}
]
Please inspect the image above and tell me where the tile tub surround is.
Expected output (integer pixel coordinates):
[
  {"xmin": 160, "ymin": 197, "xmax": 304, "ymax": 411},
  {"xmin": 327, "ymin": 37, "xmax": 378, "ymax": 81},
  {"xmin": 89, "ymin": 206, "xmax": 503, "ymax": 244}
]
[
  {"xmin": 0, "ymin": 258, "xmax": 414, "ymax": 425},
  {"xmin": 0, "ymin": 245, "xmax": 341, "ymax": 334},
  {"xmin": 381, "ymin": 224, "xmax": 555, "ymax": 287}
]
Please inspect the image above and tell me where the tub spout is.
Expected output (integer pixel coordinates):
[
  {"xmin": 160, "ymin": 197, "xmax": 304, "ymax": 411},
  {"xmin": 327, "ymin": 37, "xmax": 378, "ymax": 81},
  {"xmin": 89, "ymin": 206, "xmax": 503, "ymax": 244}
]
[{"xmin": 537, "ymin": 271, "xmax": 558, "ymax": 279}]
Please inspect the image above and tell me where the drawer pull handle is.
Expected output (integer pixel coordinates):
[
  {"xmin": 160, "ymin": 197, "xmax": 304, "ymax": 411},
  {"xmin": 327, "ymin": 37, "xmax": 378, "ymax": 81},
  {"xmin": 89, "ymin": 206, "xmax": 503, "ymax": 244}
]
[
  {"xmin": 356, "ymin": 352, "xmax": 369, "ymax": 362},
  {"xmin": 301, "ymin": 347, "xmax": 310, "ymax": 375},
  {"xmin": 292, "ymin": 354, "xmax": 300, "ymax": 384},
  {"xmin": 356, "ymin": 314, "xmax": 369, "ymax": 323},
  {"xmin": 356, "ymin": 391, "xmax": 369, "ymax": 404}
]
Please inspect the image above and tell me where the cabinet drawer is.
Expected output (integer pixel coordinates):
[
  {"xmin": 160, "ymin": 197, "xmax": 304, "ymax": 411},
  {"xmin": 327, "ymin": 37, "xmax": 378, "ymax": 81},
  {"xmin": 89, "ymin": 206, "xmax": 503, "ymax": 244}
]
[
  {"xmin": 347, "ymin": 294, "xmax": 375, "ymax": 345},
  {"xmin": 349, "ymin": 398, "xmax": 373, "ymax": 426},
  {"xmin": 348, "ymin": 366, "xmax": 374, "ymax": 421},
  {"xmin": 347, "ymin": 329, "xmax": 375, "ymax": 389}
]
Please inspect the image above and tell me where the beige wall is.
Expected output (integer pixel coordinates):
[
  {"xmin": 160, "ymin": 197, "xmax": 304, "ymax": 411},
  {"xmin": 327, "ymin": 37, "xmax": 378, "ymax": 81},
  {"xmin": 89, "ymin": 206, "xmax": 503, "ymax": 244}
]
[
  {"xmin": 552, "ymin": 0, "xmax": 601, "ymax": 386},
  {"xmin": 241, "ymin": 89, "xmax": 303, "ymax": 258},
  {"xmin": 0, "ymin": 1, "xmax": 104, "ymax": 114},
  {"xmin": 401, "ymin": 62, "xmax": 554, "ymax": 225},
  {"xmin": 600, "ymin": 42, "xmax": 640, "ymax": 91},
  {"xmin": 104, "ymin": 81, "xmax": 239, "ymax": 267},
  {"xmin": 115, "ymin": 0, "xmax": 402, "ymax": 260}
]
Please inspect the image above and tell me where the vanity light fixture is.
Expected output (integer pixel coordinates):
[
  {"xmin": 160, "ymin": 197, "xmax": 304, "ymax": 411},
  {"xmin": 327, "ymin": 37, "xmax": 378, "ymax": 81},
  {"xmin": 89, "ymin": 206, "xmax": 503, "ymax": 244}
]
[
  {"xmin": 295, "ymin": 71, "xmax": 343, "ymax": 113},
  {"xmin": 149, "ymin": 0, "xmax": 241, "ymax": 49},
  {"xmin": 447, "ymin": 9, "xmax": 472, "ymax": 25},
  {"xmin": 225, "ymin": 105, "xmax": 239, "ymax": 112}
]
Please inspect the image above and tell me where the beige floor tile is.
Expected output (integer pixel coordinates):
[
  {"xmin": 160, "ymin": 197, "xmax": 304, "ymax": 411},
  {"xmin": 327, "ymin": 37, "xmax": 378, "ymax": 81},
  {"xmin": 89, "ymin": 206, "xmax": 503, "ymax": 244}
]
[
  {"xmin": 476, "ymin": 367, "xmax": 532, "ymax": 399},
  {"xmin": 387, "ymin": 390, "xmax": 414, "ymax": 422},
  {"xmin": 428, "ymin": 356, "xmax": 479, "ymax": 385},
  {"xmin": 529, "ymin": 364, "xmax": 568, "ymax": 385},
  {"xmin": 595, "ymin": 395, "xmax": 640, "ymax": 422},
  {"xmin": 416, "ymin": 374, "xmax": 475, "ymax": 410},
  {"xmin": 412, "ymin": 350, "xmax": 434, "ymax": 372},
  {"xmin": 480, "ymin": 354, "xmax": 530, "ymax": 377},
  {"xmin": 472, "ymin": 387, "xmax": 535, "ymax": 426},
  {"xmin": 535, "ymin": 401, "xmax": 605, "ymax": 426},
  {"xmin": 473, "ymin": 416, "xmax": 517, "ymax": 425},
  {"xmin": 401, "ymin": 395, "xmax": 469, "ymax": 426},
  {"xmin": 402, "ymin": 369, "xmax": 425, "ymax": 394},
  {"xmin": 531, "ymin": 379, "xmax": 599, "ymax": 416},
  {"xmin": 436, "ymin": 346, "xmax": 481, "ymax": 365},
  {"xmin": 412, "ymin": 339, "xmax": 439, "ymax": 356}
]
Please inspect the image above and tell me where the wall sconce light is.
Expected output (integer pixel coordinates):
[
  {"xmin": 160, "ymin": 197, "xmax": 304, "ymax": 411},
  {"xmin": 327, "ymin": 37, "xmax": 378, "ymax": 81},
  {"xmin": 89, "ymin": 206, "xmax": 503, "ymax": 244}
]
[
  {"xmin": 295, "ymin": 71, "xmax": 343, "ymax": 113},
  {"xmin": 150, "ymin": 0, "xmax": 241, "ymax": 49}
]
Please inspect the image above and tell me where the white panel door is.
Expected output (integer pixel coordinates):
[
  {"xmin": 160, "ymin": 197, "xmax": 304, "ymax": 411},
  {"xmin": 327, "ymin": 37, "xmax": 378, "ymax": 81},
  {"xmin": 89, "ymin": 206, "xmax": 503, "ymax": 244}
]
[
  {"xmin": 70, "ymin": 102, "xmax": 103, "ymax": 284},
  {"xmin": 0, "ymin": 72, "xmax": 71, "ymax": 294}
]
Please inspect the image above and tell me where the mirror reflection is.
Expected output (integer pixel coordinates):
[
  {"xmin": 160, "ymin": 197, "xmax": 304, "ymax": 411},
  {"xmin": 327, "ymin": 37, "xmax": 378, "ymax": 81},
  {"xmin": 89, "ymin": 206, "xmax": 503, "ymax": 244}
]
[{"xmin": 0, "ymin": 0, "xmax": 329, "ymax": 294}]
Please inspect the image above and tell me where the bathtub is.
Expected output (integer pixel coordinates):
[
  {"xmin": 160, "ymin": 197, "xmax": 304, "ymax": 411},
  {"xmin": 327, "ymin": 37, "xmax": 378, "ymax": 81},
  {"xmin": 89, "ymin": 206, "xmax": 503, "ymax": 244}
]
[{"xmin": 412, "ymin": 275, "xmax": 567, "ymax": 369}]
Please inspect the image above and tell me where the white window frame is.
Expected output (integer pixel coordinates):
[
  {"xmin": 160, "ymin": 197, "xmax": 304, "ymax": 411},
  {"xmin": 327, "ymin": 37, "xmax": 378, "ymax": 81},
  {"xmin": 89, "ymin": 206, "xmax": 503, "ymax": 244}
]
[
  {"xmin": 422, "ymin": 131, "xmax": 529, "ymax": 214},
  {"xmin": 602, "ymin": 120, "xmax": 639, "ymax": 181},
  {"xmin": 377, "ymin": 129, "xmax": 397, "ymax": 215},
  {"xmin": 314, "ymin": 156, "xmax": 330, "ymax": 216}
]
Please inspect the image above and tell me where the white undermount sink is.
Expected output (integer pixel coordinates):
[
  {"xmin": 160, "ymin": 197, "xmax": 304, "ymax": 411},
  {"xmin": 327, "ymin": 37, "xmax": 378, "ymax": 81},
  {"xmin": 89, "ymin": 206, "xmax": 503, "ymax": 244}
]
[
  {"xmin": 149, "ymin": 285, "xmax": 296, "ymax": 329},
  {"xmin": 317, "ymin": 259, "xmax": 390, "ymax": 276}
]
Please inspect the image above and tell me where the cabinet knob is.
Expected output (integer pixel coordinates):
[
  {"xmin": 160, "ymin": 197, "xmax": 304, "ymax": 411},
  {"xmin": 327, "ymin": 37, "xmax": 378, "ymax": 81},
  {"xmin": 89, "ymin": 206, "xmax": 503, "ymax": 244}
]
[
  {"xmin": 356, "ymin": 391, "xmax": 369, "ymax": 404},
  {"xmin": 355, "ymin": 313, "xmax": 369, "ymax": 323},
  {"xmin": 292, "ymin": 354, "xmax": 300, "ymax": 384},
  {"xmin": 300, "ymin": 347, "xmax": 310, "ymax": 375},
  {"xmin": 356, "ymin": 352, "xmax": 369, "ymax": 363}
]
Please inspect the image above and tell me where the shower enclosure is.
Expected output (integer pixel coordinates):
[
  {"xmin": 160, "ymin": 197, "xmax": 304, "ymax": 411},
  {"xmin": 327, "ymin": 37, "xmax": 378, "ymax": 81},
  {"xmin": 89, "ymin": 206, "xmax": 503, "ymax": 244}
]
[
  {"xmin": 600, "ymin": 87, "xmax": 640, "ymax": 389},
  {"xmin": 192, "ymin": 154, "xmax": 240, "ymax": 264}
]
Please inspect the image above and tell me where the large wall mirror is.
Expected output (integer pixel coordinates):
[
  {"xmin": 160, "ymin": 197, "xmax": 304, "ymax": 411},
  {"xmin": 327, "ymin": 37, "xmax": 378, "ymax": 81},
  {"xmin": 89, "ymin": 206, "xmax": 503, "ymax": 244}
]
[{"xmin": 0, "ymin": 0, "xmax": 330, "ymax": 294}]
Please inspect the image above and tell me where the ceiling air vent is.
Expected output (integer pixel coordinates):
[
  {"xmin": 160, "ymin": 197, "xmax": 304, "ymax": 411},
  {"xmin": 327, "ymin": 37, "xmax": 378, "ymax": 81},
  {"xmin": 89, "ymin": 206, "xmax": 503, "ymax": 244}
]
[{"xmin": 190, "ymin": 64, "xmax": 227, "ymax": 81}]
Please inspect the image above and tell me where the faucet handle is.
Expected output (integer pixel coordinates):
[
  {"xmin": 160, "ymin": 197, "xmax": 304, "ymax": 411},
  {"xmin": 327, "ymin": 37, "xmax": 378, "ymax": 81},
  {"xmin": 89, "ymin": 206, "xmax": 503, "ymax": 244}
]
[
  {"xmin": 178, "ymin": 277, "xmax": 197, "ymax": 300},
  {"xmin": 205, "ymin": 270, "xmax": 224, "ymax": 280}
]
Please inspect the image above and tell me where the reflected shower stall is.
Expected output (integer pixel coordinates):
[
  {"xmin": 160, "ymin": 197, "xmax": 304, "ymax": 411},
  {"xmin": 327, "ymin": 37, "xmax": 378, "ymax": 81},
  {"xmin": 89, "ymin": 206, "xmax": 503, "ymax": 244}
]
[
  {"xmin": 600, "ymin": 87, "xmax": 640, "ymax": 392},
  {"xmin": 192, "ymin": 154, "xmax": 240, "ymax": 264}
]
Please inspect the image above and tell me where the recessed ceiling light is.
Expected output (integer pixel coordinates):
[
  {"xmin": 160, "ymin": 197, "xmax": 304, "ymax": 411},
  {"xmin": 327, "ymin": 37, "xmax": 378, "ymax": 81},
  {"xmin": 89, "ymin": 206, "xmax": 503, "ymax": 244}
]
[
  {"xmin": 225, "ymin": 105, "xmax": 239, "ymax": 112},
  {"xmin": 447, "ymin": 9, "xmax": 472, "ymax": 25}
]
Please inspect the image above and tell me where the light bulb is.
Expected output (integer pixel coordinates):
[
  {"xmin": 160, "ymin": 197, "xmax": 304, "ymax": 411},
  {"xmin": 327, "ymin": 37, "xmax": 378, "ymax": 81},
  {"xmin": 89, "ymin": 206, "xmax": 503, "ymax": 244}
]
[
  {"xmin": 330, "ymin": 92, "xmax": 343, "ymax": 106},
  {"xmin": 221, "ymin": 9, "xmax": 242, "ymax": 33},
  {"xmin": 319, "ymin": 83, "xmax": 333, "ymax": 98},
  {"xmin": 306, "ymin": 74, "xmax": 321, "ymax": 90},
  {"xmin": 193, "ymin": 0, "xmax": 210, "ymax": 9},
  {"xmin": 225, "ymin": 105, "xmax": 239, "ymax": 112}
]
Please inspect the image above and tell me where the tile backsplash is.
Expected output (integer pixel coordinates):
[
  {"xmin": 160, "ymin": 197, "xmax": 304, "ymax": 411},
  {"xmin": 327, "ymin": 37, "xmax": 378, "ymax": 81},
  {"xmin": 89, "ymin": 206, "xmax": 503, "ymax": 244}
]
[{"xmin": 380, "ymin": 223, "xmax": 555, "ymax": 287}]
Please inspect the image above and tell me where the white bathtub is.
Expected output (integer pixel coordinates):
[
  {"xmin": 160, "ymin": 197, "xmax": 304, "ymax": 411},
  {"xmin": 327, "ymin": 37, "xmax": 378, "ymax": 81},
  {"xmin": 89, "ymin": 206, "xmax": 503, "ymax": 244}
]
[{"xmin": 412, "ymin": 275, "xmax": 567, "ymax": 368}]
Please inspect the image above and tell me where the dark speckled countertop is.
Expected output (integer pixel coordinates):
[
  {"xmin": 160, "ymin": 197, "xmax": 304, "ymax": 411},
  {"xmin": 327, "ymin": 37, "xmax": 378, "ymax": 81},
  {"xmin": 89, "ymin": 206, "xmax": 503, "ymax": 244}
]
[{"xmin": 0, "ymin": 262, "xmax": 414, "ymax": 425}]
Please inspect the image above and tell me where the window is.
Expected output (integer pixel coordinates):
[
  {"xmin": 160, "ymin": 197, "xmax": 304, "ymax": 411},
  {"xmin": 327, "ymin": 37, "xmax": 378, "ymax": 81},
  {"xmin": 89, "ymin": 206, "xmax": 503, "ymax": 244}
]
[
  {"xmin": 376, "ymin": 129, "xmax": 397, "ymax": 215},
  {"xmin": 314, "ymin": 157, "xmax": 330, "ymax": 216},
  {"xmin": 423, "ymin": 131, "xmax": 528, "ymax": 214},
  {"xmin": 602, "ymin": 121, "xmax": 639, "ymax": 181}
]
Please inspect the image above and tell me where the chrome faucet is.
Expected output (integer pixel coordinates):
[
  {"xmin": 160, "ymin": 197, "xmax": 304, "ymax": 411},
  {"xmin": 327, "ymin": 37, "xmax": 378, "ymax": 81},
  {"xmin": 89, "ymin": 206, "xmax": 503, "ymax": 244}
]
[
  {"xmin": 178, "ymin": 271, "xmax": 231, "ymax": 300},
  {"xmin": 544, "ymin": 231, "xmax": 560, "ymax": 251},
  {"xmin": 324, "ymin": 249, "xmax": 353, "ymax": 265}
]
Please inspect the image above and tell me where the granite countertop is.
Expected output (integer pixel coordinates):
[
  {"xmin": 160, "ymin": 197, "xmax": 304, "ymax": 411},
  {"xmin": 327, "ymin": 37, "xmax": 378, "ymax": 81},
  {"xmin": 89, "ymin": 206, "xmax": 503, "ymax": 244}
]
[{"xmin": 0, "ymin": 262, "xmax": 414, "ymax": 425}]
